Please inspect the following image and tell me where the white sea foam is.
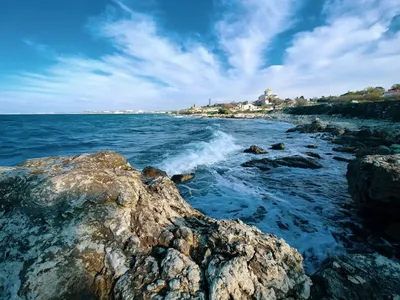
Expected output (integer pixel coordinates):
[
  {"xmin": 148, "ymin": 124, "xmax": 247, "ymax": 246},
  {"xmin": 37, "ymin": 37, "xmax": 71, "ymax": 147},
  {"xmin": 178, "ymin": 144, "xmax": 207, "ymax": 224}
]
[{"xmin": 160, "ymin": 129, "xmax": 241, "ymax": 175}]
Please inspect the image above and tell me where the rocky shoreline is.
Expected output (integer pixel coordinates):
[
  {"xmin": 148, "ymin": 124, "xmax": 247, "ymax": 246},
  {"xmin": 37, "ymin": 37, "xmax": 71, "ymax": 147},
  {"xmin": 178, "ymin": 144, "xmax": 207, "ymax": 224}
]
[{"xmin": 1, "ymin": 117, "xmax": 400, "ymax": 299}]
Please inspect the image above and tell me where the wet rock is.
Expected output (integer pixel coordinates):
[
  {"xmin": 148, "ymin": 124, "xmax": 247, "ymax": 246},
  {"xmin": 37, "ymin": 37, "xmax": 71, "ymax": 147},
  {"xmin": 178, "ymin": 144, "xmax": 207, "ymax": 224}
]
[
  {"xmin": 391, "ymin": 144, "xmax": 400, "ymax": 154},
  {"xmin": 243, "ymin": 155, "xmax": 323, "ymax": 170},
  {"xmin": 347, "ymin": 154, "xmax": 400, "ymax": 220},
  {"xmin": 240, "ymin": 206, "xmax": 267, "ymax": 223},
  {"xmin": 324, "ymin": 125, "xmax": 345, "ymax": 136},
  {"xmin": 271, "ymin": 143, "xmax": 285, "ymax": 150},
  {"xmin": 305, "ymin": 152, "xmax": 322, "ymax": 159},
  {"xmin": 310, "ymin": 253, "xmax": 400, "ymax": 300},
  {"xmin": 142, "ymin": 166, "xmax": 168, "ymax": 178},
  {"xmin": 287, "ymin": 119, "xmax": 326, "ymax": 134},
  {"xmin": 377, "ymin": 145, "xmax": 391, "ymax": 155},
  {"xmin": 243, "ymin": 145, "xmax": 267, "ymax": 154},
  {"xmin": 356, "ymin": 128, "xmax": 373, "ymax": 138},
  {"xmin": 332, "ymin": 146, "xmax": 357, "ymax": 153},
  {"xmin": 287, "ymin": 120, "xmax": 345, "ymax": 136},
  {"xmin": 305, "ymin": 145, "xmax": 318, "ymax": 149},
  {"xmin": 333, "ymin": 156, "xmax": 352, "ymax": 163},
  {"xmin": 0, "ymin": 151, "xmax": 311, "ymax": 299},
  {"xmin": 171, "ymin": 174, "xmax": 194, "ymax": 184}
]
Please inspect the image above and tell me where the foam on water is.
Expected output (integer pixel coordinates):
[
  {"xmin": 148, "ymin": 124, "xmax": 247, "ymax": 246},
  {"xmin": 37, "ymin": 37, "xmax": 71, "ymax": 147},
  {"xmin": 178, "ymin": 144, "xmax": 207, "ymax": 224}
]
[{"xmin": 160, "ymin": 128, "xmax": 241, "ymax": 175}]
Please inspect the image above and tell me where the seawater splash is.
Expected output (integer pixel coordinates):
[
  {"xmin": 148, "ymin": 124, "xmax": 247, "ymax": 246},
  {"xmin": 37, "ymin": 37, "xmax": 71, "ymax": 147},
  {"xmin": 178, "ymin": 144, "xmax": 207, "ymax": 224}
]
[{"xmin": 160, "ymin": 129, "xmax": 241, "ymax": 175}]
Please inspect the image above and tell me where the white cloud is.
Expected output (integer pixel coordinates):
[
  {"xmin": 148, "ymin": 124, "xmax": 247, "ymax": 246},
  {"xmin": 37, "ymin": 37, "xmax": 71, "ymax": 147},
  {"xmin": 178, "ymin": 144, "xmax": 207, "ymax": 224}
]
[{"xmin": 1, "ymin": 0, "xmax": 400, "ymax": 113}]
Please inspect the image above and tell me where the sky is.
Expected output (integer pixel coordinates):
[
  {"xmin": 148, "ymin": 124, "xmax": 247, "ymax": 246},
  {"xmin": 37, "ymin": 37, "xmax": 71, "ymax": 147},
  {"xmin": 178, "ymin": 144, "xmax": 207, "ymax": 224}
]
[{"xmin": 0, "ymin": 0, "xmax": 400, "ymax": 113}]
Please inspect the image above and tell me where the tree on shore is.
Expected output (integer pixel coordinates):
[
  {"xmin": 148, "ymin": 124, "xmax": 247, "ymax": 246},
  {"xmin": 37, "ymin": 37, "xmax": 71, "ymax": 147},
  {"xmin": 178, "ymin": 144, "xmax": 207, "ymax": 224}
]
[
  {"xmin": 391, "ymin": 84, "xmax": 400, "ymax": 90},
  {"xmin": 218, "ymin": 107, "xmax": 232, "ymax": 115}
]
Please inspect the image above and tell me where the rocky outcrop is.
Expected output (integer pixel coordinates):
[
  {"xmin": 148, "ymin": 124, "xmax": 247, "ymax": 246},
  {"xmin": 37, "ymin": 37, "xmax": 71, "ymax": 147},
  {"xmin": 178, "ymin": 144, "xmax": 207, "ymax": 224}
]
[
  {"xmin": 243, "ymin": 155, "xmax": 323, "ymax": 170},
  {"xmin": 284, "ymin": 100, "xmax": 400, "ymax": 122},
  {"xmin": 305, "ymin": 152, "xmax": 322, "ymax": 159},
  {"xmin": 171, "ymin": 173, "xmax": 194, "ymax": 184},
  {"xmin": 287, "ymin": 120, "xmax": 345, "ymax": 136},
  {"xmin": 0, "ymin": 151, "xmax": 311, "ymax": 299},
  {"xmin": 243, "ymin": 145, "xmax": 268, "ymax": 154},
  {"xmin": 347, "ymin": 154, "xmax": 400, "ymax": 220},
  {"xmin": 142, "ymin": 166, "xmax": 168, "ymax": 178},
  {"xmin": 310, "ymin": 253, "xmax": 400, "ymax": 300},
  {"xmin": 271, "ymin": 143, "xmax": 285, "ymax": 150}
]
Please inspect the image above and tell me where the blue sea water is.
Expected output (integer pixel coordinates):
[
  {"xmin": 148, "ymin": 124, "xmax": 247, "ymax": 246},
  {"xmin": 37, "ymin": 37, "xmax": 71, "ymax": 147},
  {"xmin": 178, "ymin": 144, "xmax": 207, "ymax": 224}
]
[{"xmin": 0, "ymin": 114, "xmax": 363, "ymax": 272}]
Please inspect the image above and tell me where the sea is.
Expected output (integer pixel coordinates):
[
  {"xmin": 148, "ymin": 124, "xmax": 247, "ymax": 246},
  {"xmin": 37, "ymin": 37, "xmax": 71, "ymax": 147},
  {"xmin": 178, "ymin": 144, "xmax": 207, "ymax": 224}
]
[{"xmin": 0, "ymin": 113, "xmax": 365, "ymax": 273}]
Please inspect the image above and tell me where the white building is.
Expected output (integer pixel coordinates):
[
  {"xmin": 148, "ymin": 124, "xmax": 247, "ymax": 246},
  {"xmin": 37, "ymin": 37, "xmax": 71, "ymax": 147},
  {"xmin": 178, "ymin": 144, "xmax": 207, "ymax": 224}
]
[
  {"xmin": 236, "ymin": 102, "xmax": 258, "ymax": 111},
  {"xmin": 384, "ymin": 90, "xmax": 400, "ymax": 98},
  {"xmin": 255, "ymin": 88, "xmax": 277, "ymax": 106}
]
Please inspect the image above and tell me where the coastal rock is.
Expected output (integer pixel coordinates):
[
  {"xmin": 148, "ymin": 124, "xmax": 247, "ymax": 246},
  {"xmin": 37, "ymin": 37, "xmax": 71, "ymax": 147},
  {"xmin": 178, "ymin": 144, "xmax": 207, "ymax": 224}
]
[
  {"xmin": 333, "ymin": 156, "xmax": 352, "ymax": 163},
  {"xmin": 347, "ymin": 154, "xmax": 400, "ymax": 220},
  {"xmin": 377, "ymin": 145, "xmax": 391, "ymax": 155},
  {"xmin": 310, "ymin": 253, "xmax": 400, "ymax": 300},
  {"xmin": 287, "ymin": 119, "xmax": 326, "ymax": 134},
  {"xmin": 305, "ymin": 145, "xmax": 318, "ymax": 149},
  {"xmin": 142, "ymin": 166, "xmax": 168, "ymax": 178},
  {"xmin": 171, "ymin": 173, "xmax": 194, "ymax": 184},
  {"xmin": 324, "ymin": 125, "xmax": 346, "ymax": 136},
  {"xmin": 287, "ymin": 120, "xmax": 345, "ymax": 136},
  {"xmin": 243, "ymin": 145, "xmax": 268, "ymax": 154},
  {"xmin": 0, "ymin": 151, "xmax": 311, "ymax": 299},
  {"xmin": 271, "ymin": 143, "xmax": 285, "ymax": 150},
  {"xmin": 391, "ymin": 144, "xmax": 400, "ymax": 154},
  {"xmin": 332, "ymin": 146, "xmax": 356, "ymax": 153},
  {"xmin": 243, "ymin": 155, "xmax": 323, "ymax": 170},
  {"xmin": 305, "ymin": 152, "xmax": 322, "ymax": 159}
]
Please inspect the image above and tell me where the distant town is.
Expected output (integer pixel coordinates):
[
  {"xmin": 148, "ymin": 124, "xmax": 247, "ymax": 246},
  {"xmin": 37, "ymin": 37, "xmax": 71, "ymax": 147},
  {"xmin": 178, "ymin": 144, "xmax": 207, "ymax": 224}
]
[{"xmin": 171, "ymin": 84, "xmax": 400, "ymax": 117}]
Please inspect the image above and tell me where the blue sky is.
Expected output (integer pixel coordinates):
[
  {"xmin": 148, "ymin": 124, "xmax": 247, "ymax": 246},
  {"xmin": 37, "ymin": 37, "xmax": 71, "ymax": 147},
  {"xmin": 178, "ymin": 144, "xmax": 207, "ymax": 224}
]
[{"xmin": 1, "ymin": 0, "xmax": 400, "ymax": 113}]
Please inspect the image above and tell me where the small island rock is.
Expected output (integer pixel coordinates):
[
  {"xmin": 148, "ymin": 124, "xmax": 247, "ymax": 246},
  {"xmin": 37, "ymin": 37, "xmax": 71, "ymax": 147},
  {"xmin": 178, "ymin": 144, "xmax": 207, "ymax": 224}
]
[
  {"xmin": 171, "ymin": 173, "xmax": 194, "ymax": 184},
  {"xmin": 243, "ymin": 145, "xmax": 268, "ymax": 154},
  {"xmin": 271, "ymin": 143, "xmax": 285, "ymax": 150},
  {"xmin": 243, "ymin": 155, "xmax": 323, "ymax": 170}
]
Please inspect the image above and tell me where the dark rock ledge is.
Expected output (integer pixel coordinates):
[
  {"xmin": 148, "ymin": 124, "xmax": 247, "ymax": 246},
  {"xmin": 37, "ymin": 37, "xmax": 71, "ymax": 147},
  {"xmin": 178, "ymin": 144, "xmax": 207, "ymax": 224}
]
[{"xmin": 0, "ymin": 151, "xmax": 311, "ymax": 300}]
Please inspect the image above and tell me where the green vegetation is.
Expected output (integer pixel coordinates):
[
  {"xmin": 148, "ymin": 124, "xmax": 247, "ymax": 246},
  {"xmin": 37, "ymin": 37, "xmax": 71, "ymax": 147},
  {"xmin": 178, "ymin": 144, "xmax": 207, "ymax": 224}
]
[
  {"xmin": 218, "ymin": 107, "xmax": 233, "ymax": 115},
  {"xmin": 315, "ymin": 84, "xmax": 400, "ymax": 104}
]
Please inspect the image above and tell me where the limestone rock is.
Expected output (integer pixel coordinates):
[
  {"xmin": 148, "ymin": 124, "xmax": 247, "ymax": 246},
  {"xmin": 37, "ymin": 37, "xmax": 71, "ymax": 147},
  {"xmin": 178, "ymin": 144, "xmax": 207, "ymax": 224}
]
[
  {"xmin": 244, "ymin": 145, "xmax": 268, "ymax": 154},
  {"xmin": 243, "ymin": 155, "xmax": 323, "ymax": 170},
  {"xmin": 310, "ymin": 253, "xmax": 400, "ymax": 300},
  {"xmin": 171, "ymin": 174, "xmax": 194, "ymax": 184},
  {"xmin": 347, "ymin": 154, "xmax": 400, "ymax": 220},
  {"xmin": 0, "ymin": 151, "xmax": 311, "ymax": 299},
  {"xmin": 142, "ymin": 166, "xmax": 168, "ymax": 178}
]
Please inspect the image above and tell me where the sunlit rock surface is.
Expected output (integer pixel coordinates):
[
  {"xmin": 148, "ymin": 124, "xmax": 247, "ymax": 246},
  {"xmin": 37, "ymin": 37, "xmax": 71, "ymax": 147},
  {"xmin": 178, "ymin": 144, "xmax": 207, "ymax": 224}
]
[{"xmin": 0, "ymin": 151, "xmax": 311, "ymax": 299}]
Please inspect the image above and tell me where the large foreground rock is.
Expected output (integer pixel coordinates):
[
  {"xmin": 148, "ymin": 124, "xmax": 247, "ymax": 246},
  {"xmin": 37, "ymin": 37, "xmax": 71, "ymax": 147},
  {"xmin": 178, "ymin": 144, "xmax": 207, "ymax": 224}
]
[
  {"xmin": 243, "ymin": 155, "xmax": 323, "ymax": 170},
  {"xmin": 347, "ymin": 154, "xmax": 400, "ymax": 220},
  {"xmin": 0, "ymin": 151, "xmax": 311, "ymax": 299},
  {"xmin": 310, "ymin": 253, "xmax": 400, "ymax": 300}
]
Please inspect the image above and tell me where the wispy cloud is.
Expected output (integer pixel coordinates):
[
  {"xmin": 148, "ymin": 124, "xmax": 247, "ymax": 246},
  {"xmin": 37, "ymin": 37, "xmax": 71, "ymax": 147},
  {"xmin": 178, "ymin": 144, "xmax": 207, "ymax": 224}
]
[
  {"xmin": 22, "ymin": 38, "xmax": 57, "ymax": 57},
  {"xmin": 1, "ymin": 0, "xmax": 400, "ymax": 113}
]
